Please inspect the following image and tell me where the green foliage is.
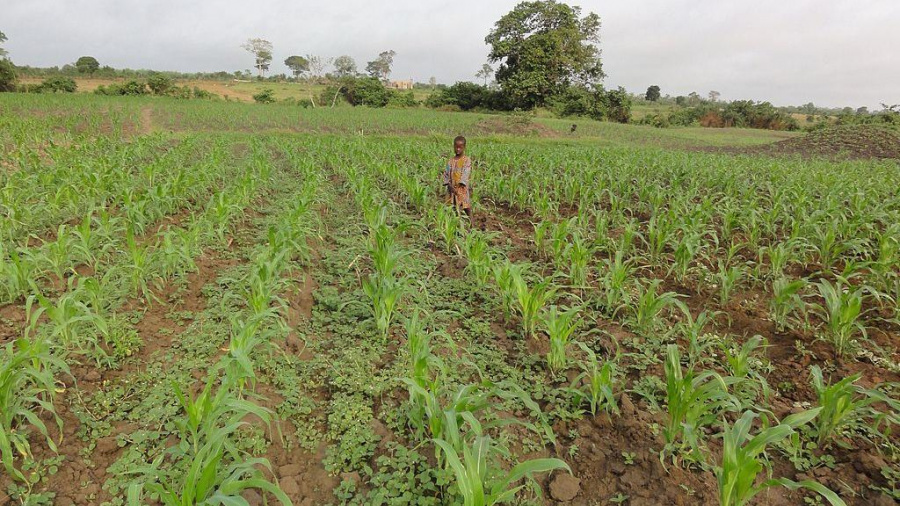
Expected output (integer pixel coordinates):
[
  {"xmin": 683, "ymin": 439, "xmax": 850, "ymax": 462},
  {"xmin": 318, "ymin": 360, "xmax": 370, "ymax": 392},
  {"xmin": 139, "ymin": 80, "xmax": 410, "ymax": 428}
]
[
  {"xmin": 75, "ymin": 56, "xmax": 100, "ymax": 74},
  {"xmin": 809, "ymin": 279, "xmax": 867, "ymax": 357},
  {"xmin": 511, "ymin": 272, "xmax": 556, "ymax": 338},
  {"xmin": 38, "ymin": 76, "xmax": 77, "ymax": 93},
  {"xmin": 716, "ymin": 409, "xmax": 845, "ymax": 506},
  {"xmin": 486, "ymin": 0, "xmax": 603, "ymax": 108},
  {"xmin": 434, "ymin": 434, "xmax": 570, "ymax": 506},
  {"xmin": 541, "ymin": 305, "xmax": 581, "ymax": 372},
  {"xmin": 365, "ymin": 50, "xmax": 396, "ymax": 81},
  {"xmin": 147, "ymin": 74, "xmax": 175, "ymax": 95},
  {"xmin": 663, "ymin": 344, "xmax": 738, "ymax": 462},
  {"xmin": 252, "ymin": 88, "xmax": 276, "ymax": 104},
  {"xmin": 645, "ymin": 85, "xmax": 661, "ymax": 102},
  {"xmin": 0, "ymin": 58, "xmax": 16, "ymax": 92},
  {"xmin": 567, "ymin": 341, "xmax": 618, "ymax": 416},
  {"xmin": 284, "ymin": 55, "xmax": 309, "ymax": 78},
  {"xmin": 810, "ymin": 365, "xmax": 900, "ymax": 446},
  {"xmin": 341, "ymin": 77, "xmax": 392, "ymax": 107},
  {"xmin": 0, "ymin": 337, "xmax": 67, "ymax": 483},
  {"xmin": 95, "ymin": 80, "xmax": 149, "ymax": 96}
]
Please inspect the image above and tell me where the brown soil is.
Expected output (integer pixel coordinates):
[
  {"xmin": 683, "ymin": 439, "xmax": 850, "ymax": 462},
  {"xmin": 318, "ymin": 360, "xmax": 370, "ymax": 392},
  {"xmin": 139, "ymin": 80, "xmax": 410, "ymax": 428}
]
[
  {"xmin": 710, "ymin": 125, "xmax": 900, "ymax": 160},
  {"xmin": 475, "ymin": 199, "xmax": 899, "ymax": 505},
  {"xmin": 474, "ymin": 117, "xmax": 557, "ymax": 138}
]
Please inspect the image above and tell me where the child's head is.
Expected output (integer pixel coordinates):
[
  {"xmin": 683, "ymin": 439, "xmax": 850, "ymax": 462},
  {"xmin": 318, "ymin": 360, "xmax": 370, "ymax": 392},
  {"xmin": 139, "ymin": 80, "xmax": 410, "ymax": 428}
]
[{"xmin": 453, "ymin": 135, "xmax": 467, "ymax": 156}]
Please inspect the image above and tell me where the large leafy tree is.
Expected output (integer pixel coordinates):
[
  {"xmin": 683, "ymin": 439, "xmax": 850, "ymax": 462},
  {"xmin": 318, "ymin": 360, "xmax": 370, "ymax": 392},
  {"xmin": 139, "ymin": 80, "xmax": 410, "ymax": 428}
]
[
  {"xmin": 0, "ymin": 30, "xmax": 8, "ymax": 57},
  {"xmin": 645, "ymin": 85, "xmax": 660, "ymax": 102},
  {"xmin": 284, "ymin": 55, "xmax": 309, "ymax": 78},
  {"xmin": 366, "ymin": 50, "xmax": 396, "ymax": 82},
  {"xmin": 241, "ymin": 38, "xmax": 273, "ymax": 77},
  {"xmin": 333, "ymin": 55, "xmax": 357, "ymax": 78},
  {"xmin": 75, "ymin": 56, "xmax": 100, "ymax": 75},
  {"xmin": 486, "ymin": 1, "xmax": 603, "ymax": 108}
]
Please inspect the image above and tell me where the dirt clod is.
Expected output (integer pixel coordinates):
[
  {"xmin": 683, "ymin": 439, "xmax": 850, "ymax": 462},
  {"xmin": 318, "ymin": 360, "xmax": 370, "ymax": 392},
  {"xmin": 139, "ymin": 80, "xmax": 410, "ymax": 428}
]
[{"xmin": 549, "ymin": 473, "xmax": 581, "ymax": 502}]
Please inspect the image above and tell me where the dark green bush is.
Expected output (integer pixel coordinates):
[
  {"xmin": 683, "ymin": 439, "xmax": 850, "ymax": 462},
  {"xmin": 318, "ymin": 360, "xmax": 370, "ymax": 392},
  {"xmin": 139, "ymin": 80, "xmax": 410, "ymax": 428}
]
[
  {"xmin": 0, "ymin": 59, "xmax": 16, "ymax": 92},
  {"xmin": 147, "ymin": 74, "xmax": 174, "ymax": 95},
  {"xmin": 39, "ymin": 76, "xmax": 77, "ymax": 93},
  {"xmin": 252, "ymin": 88, "xmax": 276, "ymax": 104},
  {"xmin": 387, "ymin": 90, "xmax": 417, "ymax": 108}
]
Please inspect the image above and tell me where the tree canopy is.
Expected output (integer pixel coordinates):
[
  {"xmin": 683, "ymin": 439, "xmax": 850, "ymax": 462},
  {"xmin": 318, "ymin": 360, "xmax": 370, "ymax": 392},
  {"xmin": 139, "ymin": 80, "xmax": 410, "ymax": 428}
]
[
  {"xmin": 475, "ymin": 64, "xmax": 494, "ymax": 86},
  {"xmin": 0, "ymin": 30, "xmax": 8, "ymax": 57},
  {"xmin": 284, "ymin": 55, "xmax": 309, "ymax": 78},
  {"xmin": 75, "ymin": 56, "xmax": 100, "ymax": 74},
  {"xmin": 645, "ymin": 85, "xmax": 661, "ymax": 102},
  {"xmin": 241, "ymin": 38, "xmax": 273, "ymax": 77},
  {"xmin": 486, "ymin": 0, "xmax": 603, "ymax": 108},
  {"xmin": 366, "ymin": 50, "xmax": 396, "ymax": 82},
  {"xmin": 333, "ymin": 55, "xmax": 357, "ymax": 77}
]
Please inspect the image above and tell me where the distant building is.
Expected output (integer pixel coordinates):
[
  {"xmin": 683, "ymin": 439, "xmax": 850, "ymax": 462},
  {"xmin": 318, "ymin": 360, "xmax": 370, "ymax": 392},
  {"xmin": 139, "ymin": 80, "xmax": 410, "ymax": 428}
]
[{"xmin": 389, "ymin": 79, "xmax": 414, "ymax": 90}]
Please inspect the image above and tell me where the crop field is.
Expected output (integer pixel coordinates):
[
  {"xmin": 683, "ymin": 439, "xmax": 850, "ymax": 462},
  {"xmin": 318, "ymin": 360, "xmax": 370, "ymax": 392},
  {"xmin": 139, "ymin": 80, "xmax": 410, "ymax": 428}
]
[{"xmin": 0, "ymin": 94, "xmax": 898, "ymax": 506}]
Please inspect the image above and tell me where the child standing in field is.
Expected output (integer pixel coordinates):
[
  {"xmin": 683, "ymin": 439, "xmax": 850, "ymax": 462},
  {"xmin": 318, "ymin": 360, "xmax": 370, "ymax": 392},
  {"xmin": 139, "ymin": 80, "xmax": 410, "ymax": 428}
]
[{"xmin": 442, "ymin": 135, "xmax": 473, "ymax": 219}]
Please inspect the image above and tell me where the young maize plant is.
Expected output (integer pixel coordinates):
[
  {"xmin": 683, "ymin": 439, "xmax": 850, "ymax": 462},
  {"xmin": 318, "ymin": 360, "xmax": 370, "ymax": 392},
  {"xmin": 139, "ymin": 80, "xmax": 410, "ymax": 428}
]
[
  {"xmin": 591, "ymin": 212, "xmax": 611, "ymax": 252},
  {"xmin": 675, "ymin": 308, "xmax": 718, "ymax": 369},
  {"xmin": 566, "ymin": 341, "xmax": 618, "ymax": 416},
  {"xmin": 123, "ymin": 229, "xmax": 159, "ymax": 301},
  {"xmin": 716, "ymin": 260, "xmax": 743, "ymax": 307},
  {"xmin": 769, "ymin": 277, "xmax": 807, "ymax": 332},
  {"xmin": 25, "ymin": 281, "xmax": 105, "ymax": 358},
  {"xmin": 722, "ymin": 336, "xmax": 771, "ymax": 407},
  {"xmin": 0, "ymin": 247, "xmax": 40, "ymax": 304},
  {"xmin": 511, "ymin": 271, "xmax": 557, "ymax": 339},
  {"xmin": 541, "ymin": 305, "xmax": 581, "ymax": 372},
  {"xmin": 549, "ymin": 217, "xmax": 576, "ymax": 266},
  {"xmin": 565, "ymin": 234, "xmax": 592, "ymax": 289},
  {"xmin": 238, "ymin": 255, "xmax": 289, "ymax": 325},
  {"xmin": 492, "ymin": 260, "xmax": 525, "ymax": 321},
  {"xmin": 128, "ymin": 433, "xmax": 292, "ymax": 506},
  {"xmin": 715, "ymin": 409, "xmax": 845, "ymax": 506},
  {"xmin": 171, "ymin": 375, "xmax": 274, "ymax": 458},
  {"xmin": 599, "ymin": 250, "xmax": 633, "ymax": 316},
  {"xmin": 402, "ymin": 313, "xmax": 450, "ymax": 437},
  {"xmin": 618, "ymin": 219, "xmax": 643, "ymax": 257},
  {"xmin": 533, "ymin": 219, "xmax": 552, "ymax": 258},
  {"xmin": 809, "ymin": 365, "xmax": 900, "ymax": 447},
  {"xmin": 629, "ymin": 280, "xmax": 685, "ymax": 337},
  {"xmin": 361, "ymin": 275, "xmax": 404, "ymax": 342},
  {"xmin": 645, "ymin": 213, "xmax": 675, "ymax": 266},
  {"xmin": 433, "ymin": 434, "xmax": 570, "ymax": 506},
  {"xmin": 219, "ymin": 316, "xmax": 276, "ymax": 396},
  {"xmin": 41, "ymin": 224, "xmax": 76, "ymax": 280},
  {"xmin": 808, "ymin": 279, "xmax": 868, "ymax": 357},
  {"xmin": 71, "ymin": 210, "xmax": 111, "ymax": 269},
  {"xmin": 663, "ymin": 345, "xmax": 739, "ymax": 464},
  {"xmin": 432, "ymin": 203, "xmax": 465, "ymax": 254},
  {"xmin": 368, "ymin": 223, "xmax": 406, "ymax": 280},
  {"xmin": 671, "ymin": 231, "xmax": 702, "ymax": 282},
  {"xmin": 0, "ymin": 337, "xmax": 68, "ymax": 483},
  {"xmin": 401, "ymin": 381, "xmax": 491, "ymax": 449},
  {"xmin": 761, "ymin": 240, "xmax": 800, "ymax": 282},
  {"xmin": 462, "ymin": 231, "xmax": 494, "ymax": 285}
]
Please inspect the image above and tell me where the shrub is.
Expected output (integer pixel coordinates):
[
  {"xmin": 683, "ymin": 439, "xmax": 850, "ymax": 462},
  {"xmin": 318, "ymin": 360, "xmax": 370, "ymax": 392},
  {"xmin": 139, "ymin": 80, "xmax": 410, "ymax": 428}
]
[
  {"xmin": 252, "ymin": 88, "xmax": 276, "ymax": 104},
  {"xmin": 443, "ymin": 82, "xmax": 488, "ymax": 111},
  {"xmin": 0, "ymin": 59, "xmax": 16, "ymax": 92},
  {"xmin": 39, "ymin": 76, "xmax": 77, "ymax": 93},
  {"xmin": 342, "ymin": 77, "xmax": 391, "ymax": 107},
  {"xmin": 388, "ymin": 90, "xmax": 417, "ymax": 108},
  {"xmin": 147, "ymin": 74, "xmax": 174, "ymax": 95}
]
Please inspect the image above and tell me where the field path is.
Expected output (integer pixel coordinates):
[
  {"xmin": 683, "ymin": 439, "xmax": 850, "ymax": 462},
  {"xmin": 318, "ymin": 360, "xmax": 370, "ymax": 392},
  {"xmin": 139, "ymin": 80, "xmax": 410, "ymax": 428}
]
[{"xmin": 140, "ymin": 106, "xmax": 153, "ymax": 133}]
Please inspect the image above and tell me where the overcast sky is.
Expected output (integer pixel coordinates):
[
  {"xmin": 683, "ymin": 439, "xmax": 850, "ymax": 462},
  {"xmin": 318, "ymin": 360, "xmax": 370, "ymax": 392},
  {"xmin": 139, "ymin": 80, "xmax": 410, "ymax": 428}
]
[{"xmin": 4, "ymin": 0, "xmax": 898, "ymax": 108}]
